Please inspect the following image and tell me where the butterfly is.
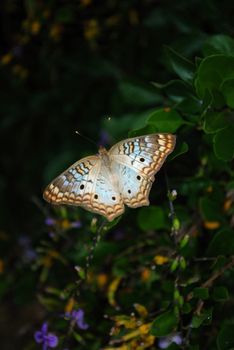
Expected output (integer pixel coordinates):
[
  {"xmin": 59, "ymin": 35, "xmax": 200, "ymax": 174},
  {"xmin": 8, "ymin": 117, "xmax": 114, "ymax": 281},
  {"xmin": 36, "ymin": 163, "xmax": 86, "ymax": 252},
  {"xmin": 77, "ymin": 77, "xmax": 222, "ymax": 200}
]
[{"xmin": 43, "ymin": 133, "xmax": 176, "ymax": 221}]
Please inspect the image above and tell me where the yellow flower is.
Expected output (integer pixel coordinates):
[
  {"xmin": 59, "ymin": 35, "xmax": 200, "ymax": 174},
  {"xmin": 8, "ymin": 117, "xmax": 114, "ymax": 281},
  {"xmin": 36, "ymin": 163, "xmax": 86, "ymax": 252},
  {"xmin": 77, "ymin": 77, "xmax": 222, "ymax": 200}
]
[
  {"xmin": 206, "ymin": 186, "xmax": 213, "ymax": 193},
  {"xmin": 128, "ymin": 9, "xmax": 139, "ymax": 25},
  {"xmin": 50, "ymin": 24, "xmax": 63, "ymax": 41},
  {"xmin": 65, "ymin": 297, "xmax": 75, "ymax": 313},
  {"xmin": 224, "ymin": 198, "xmax": 232, "ymax": 211},
  {"xmin": 31, "ymin": 21, "xmax": 41, "ymax": 35},
  {"xmin": 204, "ymin": 221, "xmax": 220, "ymax": 230},
  {"xmin": 141, "ymin": 268, "xmax": 151, "ymax": 281},
  {"xmin": 106, "ymin": 15, "xmax": 120, "ymax": 27},
  {"xmin": 1, "ymin": 53, "xmax": 13, "ymax": 65},
  {"xmin": 0, "ymin": 259, "xmax": 4, "ymax": 274},
  {"xmin": 80, "ymin": 0, "xmax": 92, "ymax": 6},
  {"xmin": 154, "ymin": 255, "xmax": 169, "ymax": 265},
  {"xmin": 97, "ymin": 273, "xmax": 108, "ymax": 288},
  {"xmin": 108, "ymin": 277, "xmax": 121, "ymax": 306},
  {"xmin": 84, "ymin": 19, "xmax": 99, "ymax": 41},
  {"xmin": 60, "ymin": 219, "xmax": 71, "ymax": 229},
  {"xmin": 43, "ymin": 10, "xmax": 51, "ymax": 19}
]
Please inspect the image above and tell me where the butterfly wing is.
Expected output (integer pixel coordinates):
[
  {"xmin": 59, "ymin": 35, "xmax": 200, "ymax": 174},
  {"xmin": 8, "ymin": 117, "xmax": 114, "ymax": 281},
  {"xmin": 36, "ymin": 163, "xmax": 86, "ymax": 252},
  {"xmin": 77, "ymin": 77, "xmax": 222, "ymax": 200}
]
[
  {"xmin": 109, "ymin": 133, "xmax": 176, "ymax": 208},
  {"xmin": 43, "ymin": 155, "xmax": 124, "ymax": 221}
]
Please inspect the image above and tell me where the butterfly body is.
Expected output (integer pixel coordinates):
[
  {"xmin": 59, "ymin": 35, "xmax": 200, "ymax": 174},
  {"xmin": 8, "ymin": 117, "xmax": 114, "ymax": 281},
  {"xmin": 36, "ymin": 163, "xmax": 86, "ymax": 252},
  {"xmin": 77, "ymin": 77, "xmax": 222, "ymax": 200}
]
[{"xmin": 44, "ymin": 134, "xmax": 176, "ymax": 221}]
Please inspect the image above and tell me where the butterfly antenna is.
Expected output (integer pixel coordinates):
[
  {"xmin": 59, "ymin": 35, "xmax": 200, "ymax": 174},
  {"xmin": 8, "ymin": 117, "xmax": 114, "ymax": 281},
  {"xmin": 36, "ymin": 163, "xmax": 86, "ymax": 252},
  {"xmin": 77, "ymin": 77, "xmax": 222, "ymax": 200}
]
[{"xmin": 75, "ymin": 130, "xmax": 98, "ymax": 148}]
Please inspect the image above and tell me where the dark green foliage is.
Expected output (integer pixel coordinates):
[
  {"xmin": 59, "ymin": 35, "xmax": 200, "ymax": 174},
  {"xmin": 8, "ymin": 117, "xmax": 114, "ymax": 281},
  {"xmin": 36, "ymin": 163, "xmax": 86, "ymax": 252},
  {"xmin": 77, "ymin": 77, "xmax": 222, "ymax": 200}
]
[{"xmin": 1, "ymin": 1, "xmax": 234, "ymax": 350}]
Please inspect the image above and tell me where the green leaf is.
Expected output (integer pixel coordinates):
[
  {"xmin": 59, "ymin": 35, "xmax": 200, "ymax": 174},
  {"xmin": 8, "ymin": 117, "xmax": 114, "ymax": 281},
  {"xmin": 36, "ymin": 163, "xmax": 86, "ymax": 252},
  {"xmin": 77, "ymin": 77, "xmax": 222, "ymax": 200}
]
[
  {"xmin": 191, "ymin": 308, "xmax": 213, "ymax": 328},
  {"xmin": 212, "ymin": 286, "xmax": 229, "ymax": 302},
  {"xmin": 193, "ymin": 287, "xmax": 209, "ymax": 300},
  {"xmin": 217, "ymin": 325, "xmax": 234, "ymax": 350},
  {"xmin": 203, "ymin": 35, "xmax": 234, "ymax": 56},
  {"xmin": 213, "ymin": 126, "xmax": 234, "ymax": 161},
  {"xmin": 147, "ymin": 108, "xmax": 184, "ymax": 133},
  {"xmin": 152, "ymin": 79, "xmax": 194, "ymax": 103},
  {"xmin": 137, "ymin": 206, "xmax": 166, "ymax": 231},
  {"xmin": 195, "ymin": 55, "xmax": 234, "ymax": 99},
  {"xmin": 150, "ymin": 309, "xmax": 178, "ymax": 336},
  {"xmin": 221, "ymin": 78, "xmax": 234, "ymax": 108},
  {"xmin": 164, "ymin": 46, "xmax": 195, "ymax": 83},
  {"xmin": 128, "ymin": 124, "xmax": 157, "ymax": 137},
  {"xmin": 168, "ymin": 141, "xmax": 188, "ymax": 160},
  {"xmin": 199, "ymin": 197, "xmax": 222, "ymax": 222},
  {"xmin": 203, "ymin": 111, "xmax": 230, "ymax": 134},
  {"xmin": 207, "ymin": 229, "xmax": 234, "ymax": 256}
]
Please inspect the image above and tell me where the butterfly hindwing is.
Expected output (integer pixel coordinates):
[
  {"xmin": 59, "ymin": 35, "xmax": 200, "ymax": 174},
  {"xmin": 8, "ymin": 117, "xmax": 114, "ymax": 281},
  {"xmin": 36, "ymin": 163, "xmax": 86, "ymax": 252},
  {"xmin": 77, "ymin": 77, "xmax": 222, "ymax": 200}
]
[{"xmin": 110, "ymin": 162, "xmax": 153, "ymax": 208}]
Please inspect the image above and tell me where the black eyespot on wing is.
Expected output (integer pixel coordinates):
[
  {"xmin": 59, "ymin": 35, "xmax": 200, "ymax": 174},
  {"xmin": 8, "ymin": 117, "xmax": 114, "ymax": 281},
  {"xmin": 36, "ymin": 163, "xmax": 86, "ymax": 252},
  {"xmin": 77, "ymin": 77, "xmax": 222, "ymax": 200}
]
[
  {"xmin": 140, "ymin": 157, "xmax": 145, "ymax": 162},
  {"xmin": 94, "ymin": 194, "xmax": 98, "ymax": 199},
  {"xmin": 128, "ymin": 190, "xmax": 131, "ymax": 194},
  {"xmin": 80, "ymin": 184, "xmax": 84, "ymax": 190},
  {"xmin": 137, "ymin": 175, "xmax": 141, "ymax": 180},
  {"xmin": 112, "ymin": 196, "xmax": 116, "ymax": 201}
]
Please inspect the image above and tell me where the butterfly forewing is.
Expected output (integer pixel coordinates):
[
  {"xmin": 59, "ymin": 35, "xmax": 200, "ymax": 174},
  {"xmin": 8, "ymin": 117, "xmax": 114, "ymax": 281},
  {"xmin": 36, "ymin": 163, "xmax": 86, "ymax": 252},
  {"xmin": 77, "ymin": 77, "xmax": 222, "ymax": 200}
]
[
  {"xmin": 109, "ymin": 134, "xmax": 176, "ymax": 207},
  {"xmin": 43, "ymin": 156, "xmax": 124, "ymax": 221},
  {"xmin": 43, "ymin": 156, "xmax": 100, "ymax": 206}
]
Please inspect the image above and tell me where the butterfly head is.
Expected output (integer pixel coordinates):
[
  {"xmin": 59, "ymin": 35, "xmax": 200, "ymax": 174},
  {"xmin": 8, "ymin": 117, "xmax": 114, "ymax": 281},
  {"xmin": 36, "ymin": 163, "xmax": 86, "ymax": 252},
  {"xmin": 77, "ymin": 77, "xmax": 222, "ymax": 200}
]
[{"xmin": 98, "ymin": 145, "xmax": 110, "ymax": 165}]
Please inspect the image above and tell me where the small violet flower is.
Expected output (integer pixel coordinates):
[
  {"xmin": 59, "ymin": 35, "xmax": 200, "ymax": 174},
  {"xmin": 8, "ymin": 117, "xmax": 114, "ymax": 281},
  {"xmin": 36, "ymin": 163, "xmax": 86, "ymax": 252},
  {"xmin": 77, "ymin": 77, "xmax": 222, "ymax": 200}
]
[
  {"xmin": 65, "ymin": 309, "xmax": 89, "ymax": 330},
  {"xmin": 158, "ymin": 333, "xmax": 182, "ymax": 349},
  {"xmin": 34, "ymin": 323, "xmax": 58, "ymax": 350},
  {"xmin": 71, "ymin": 220, "xmax": 82, "ymax": 228},
  {"xmin": 45, "ymin": 217, "xmax": 55, "ymax": 226}
]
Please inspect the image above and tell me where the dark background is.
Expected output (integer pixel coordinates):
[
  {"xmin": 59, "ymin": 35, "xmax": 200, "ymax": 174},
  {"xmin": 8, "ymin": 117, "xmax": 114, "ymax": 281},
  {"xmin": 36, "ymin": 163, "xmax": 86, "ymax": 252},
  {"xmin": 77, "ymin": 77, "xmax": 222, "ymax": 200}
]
[{"xmin": 0, "ymin": 1, "xmax": 234, "ymax": 349}]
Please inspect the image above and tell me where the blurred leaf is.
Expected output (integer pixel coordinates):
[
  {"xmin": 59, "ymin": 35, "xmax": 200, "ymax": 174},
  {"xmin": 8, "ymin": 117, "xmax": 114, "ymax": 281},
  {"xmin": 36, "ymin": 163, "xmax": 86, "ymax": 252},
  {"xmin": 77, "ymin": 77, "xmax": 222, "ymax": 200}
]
[
  {"xmin": 118, "ymin": 80, "xmax": 161, "ymax": 107},
  {"xmin": 151, "ymin": 309, "xmax": 178, "ymax": 336},
  {"xmin": 217, "ymin": 324, "xmax": 234, "ymax": 350},
  {"xmin": 203, "ymin": 35, "xmax": 234, "ymax": 56},
  {"xmin": 220, "ymin": 78, "xmax": 234, "ymax": 108},
  {"xmin": 191, "ymin": 308, "xmax": 213, "ymax": 328},
  {"xmin": 193, "ymin": 287, "xmax": 209, "ymax": 300},
  {"xmin": 147, "ymin": 109, "xmax": 184, "ymax": 132},
  {"xmin": 138, "ymin": 206, "xmax": 166, "ymax": 231},
  {"xmin": 164, "ymin": 46, "xmax": 195, "ymax": 83},
  {"xmin": 207, "ymin": 229, "xmax": 234, "ymax": 256},
  {"xmin": 56, "ymin": 6, "xmax": 74, "ymax": 23},
  {"xmin": 212, "ymin": 286, "xmax": 229, "ymax": 301},
  {"xmin": 213, "ymin": 126, "xmax": 234, "ymax": 161},
  {"xmin": 199, "ymin": 197, "xmax": 222, "ymax": 222}
]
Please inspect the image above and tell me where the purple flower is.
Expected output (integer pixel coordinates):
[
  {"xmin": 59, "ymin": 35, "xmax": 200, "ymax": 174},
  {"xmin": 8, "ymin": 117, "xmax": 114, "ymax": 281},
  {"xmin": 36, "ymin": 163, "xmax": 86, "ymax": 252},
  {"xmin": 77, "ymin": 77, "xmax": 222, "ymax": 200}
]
[
  {"xmin": 71, "ymin": 220, "xmax": 82, "ymax": 228},
  {"xmin": 34, "ymin": 323, "xmax": 58, "ymax": 350},
  {"xmin": 65, "ymin": 309, "xmax": 89, "ymax": 330},
  {"xmin": 45, "ymin": 217, "xmax": 55, "ymax": 226},
  {"xmin": 158, "ymin": 333, "xmax": 182, "ymax": 349}
]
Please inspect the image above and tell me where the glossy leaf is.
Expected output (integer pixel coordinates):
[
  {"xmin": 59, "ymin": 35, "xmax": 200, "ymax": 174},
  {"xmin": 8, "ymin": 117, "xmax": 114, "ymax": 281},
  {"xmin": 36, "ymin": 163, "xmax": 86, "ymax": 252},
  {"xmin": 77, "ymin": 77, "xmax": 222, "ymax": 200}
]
[
  {"xmin": 151, "ymin": 309, "xmax": 178, "ymax": 336},
  {"xmin": 147, "ymin": 108, "xmax": 184, "ymax": 132},
  {"xmin": 213, "ymin": 126, "xmax": 234, "ymax": 161}
]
